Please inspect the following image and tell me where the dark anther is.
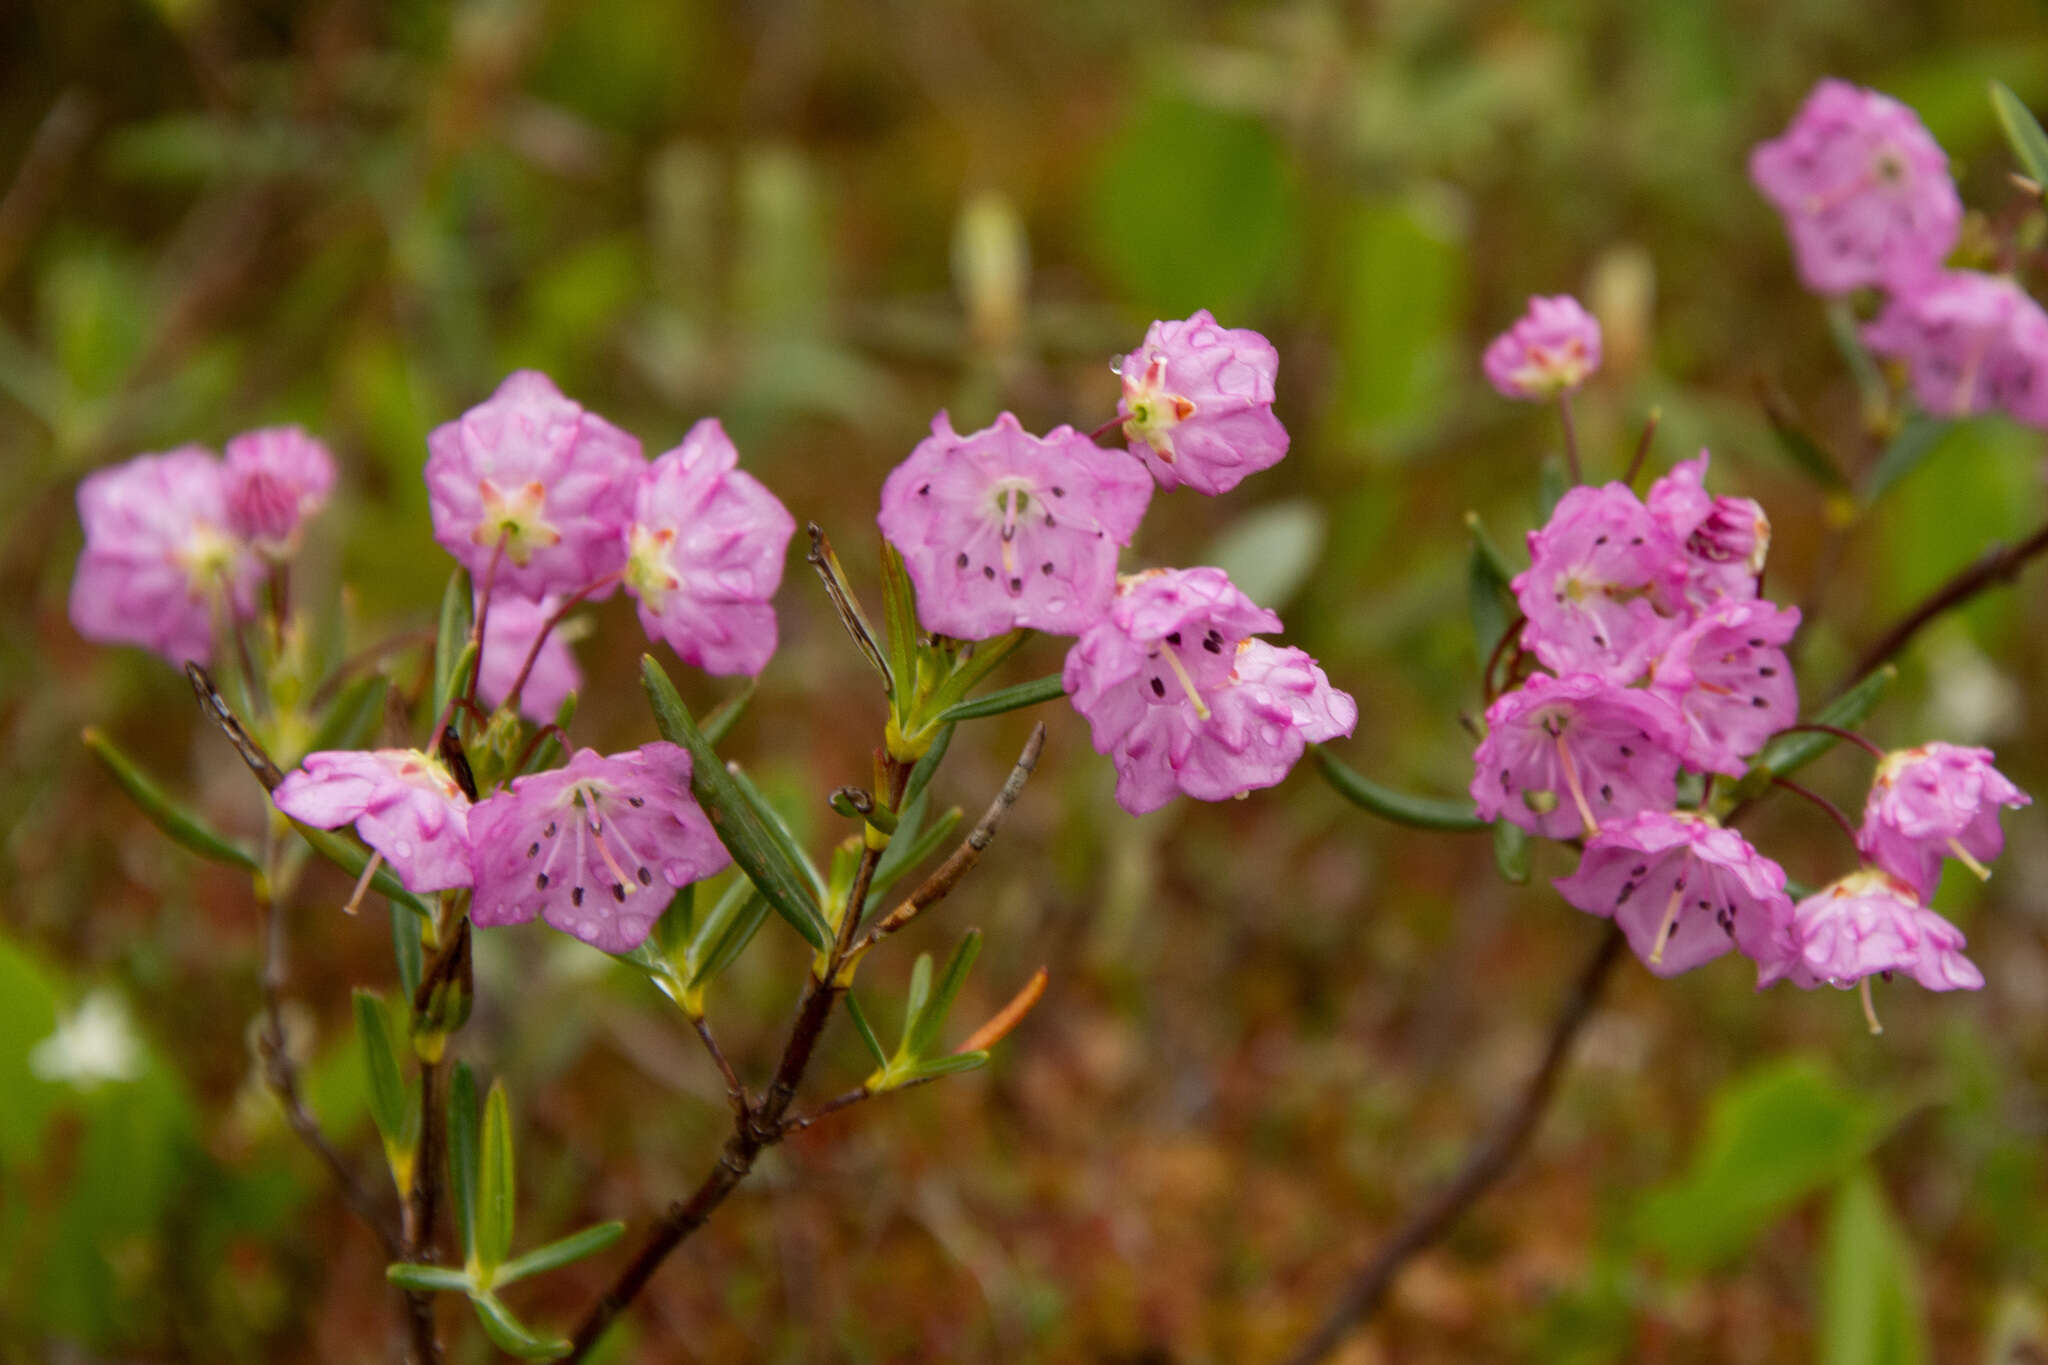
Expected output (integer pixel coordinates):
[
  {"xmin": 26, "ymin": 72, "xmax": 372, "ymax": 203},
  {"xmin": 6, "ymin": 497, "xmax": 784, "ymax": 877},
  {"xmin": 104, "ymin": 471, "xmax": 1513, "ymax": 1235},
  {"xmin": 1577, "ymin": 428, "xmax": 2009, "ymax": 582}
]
[
  {"xmin": 628, "ymin": 795, "xmax": 645, "ymax": 807},
  {"xmin": 1150, "ymin": 677, "xmax": 1166, "ymax": 697},
  {"xmin": 612, "ymin": 884, "xmax": 626, "ymax": 903},
  {"xmin": 527, "ymin": 841, "xmax": 540, "ymax": 858},
  {"xmin": 637, "ymin": 867, "xmax": 653, "ymax": 886},
  {"xmin": 572, "ymin": 887, "xmax": 585, "ymax": 907},
  {"xmin": 956, "ymin": 552, "xmax": 969, "ymax": 568},
  {"xmin": 983, "ymin": 565, "xmax": 996, "ymax": 579},
  {"xmin": 536, "ymin": 873, "xmax": 550, "ymax": 889}
]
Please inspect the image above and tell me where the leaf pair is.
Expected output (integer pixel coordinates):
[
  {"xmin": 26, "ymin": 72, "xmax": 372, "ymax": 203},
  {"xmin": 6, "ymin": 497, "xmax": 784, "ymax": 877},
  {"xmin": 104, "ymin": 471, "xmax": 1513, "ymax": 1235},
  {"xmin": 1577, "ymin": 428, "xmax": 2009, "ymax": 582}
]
[
  {"xmin": 621, "ymin": 878, "xmax": 774, "ymax": 1018},
  {"xmin": 854, "ymin": 930, "xmax": 990, "ymax": 1092}
]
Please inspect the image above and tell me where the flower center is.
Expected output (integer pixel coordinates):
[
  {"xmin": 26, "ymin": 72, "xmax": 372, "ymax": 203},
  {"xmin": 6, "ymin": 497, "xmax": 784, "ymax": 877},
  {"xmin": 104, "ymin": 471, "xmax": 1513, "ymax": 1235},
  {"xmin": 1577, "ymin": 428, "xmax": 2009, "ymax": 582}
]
[
  {"xmin": 624, "ymin": 523, "xmax": 682, "ymax": 610},
  {"xmin": 474, "ymin": 478, "xmax": 563, "ymax": 566},
  {"xmin": 178, "ymin": 522, "xmax": 241, "ymax": 598},
  {"xmin": 1121, "ymin": 355, "xmax": 1195, "ymax": 458}
]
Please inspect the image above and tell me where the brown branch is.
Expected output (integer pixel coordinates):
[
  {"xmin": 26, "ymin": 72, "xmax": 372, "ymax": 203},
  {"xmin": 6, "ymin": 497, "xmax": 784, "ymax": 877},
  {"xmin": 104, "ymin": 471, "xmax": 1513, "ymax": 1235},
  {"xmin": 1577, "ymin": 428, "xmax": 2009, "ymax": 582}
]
[
  {"xmin": 1837, "ymin": 518, "xmax": 2048, "ymax": 697},
  {"xmin": 692, "ymin": 1016, "xmax": 750, "ymax": 1118},
  {"xmin": 1279, "ymin": 924, "xmax": 1626, "ymax": 1365},
  {"xmin": 399, "ymin": 1055, "xmax": 446, "ymax": 1365}
]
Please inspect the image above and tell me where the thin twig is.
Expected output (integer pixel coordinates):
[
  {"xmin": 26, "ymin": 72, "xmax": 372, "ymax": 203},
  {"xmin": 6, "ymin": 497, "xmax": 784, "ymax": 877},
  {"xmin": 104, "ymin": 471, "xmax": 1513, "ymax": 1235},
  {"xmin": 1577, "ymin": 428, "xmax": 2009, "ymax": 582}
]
[
  {"xmin": 1837, "ymin": 518, "xmax": 2048, "ymax": 696},
  {"xmin": 1556, "ymin": 392, "xmax": 1582, "ymax": 485},
  {"xmin": 1776, "ymin": 722, "xmax": 1885, "ymax": 760},
  {"xmin": 777, "ymin": 1086, "xmax": 876, "ymax": 1136},
  {"xmin": 1622, "ymin": 407, "xmax": 1661, "ymax": 489},
  {"xmin": 1279, "ymin": 924, "xmax": 1626, "ymax": 1365},
  {"xmin": 1772, "ymin": 777, "xmax": 1860, "ymax": 845},
  {"xmin": 501, "ymin": 571, "xmax": 616, "ymax": 717},
  {"xmin": 692, "ymin": 1017, "xmax": 750, "ymax": 1118}
]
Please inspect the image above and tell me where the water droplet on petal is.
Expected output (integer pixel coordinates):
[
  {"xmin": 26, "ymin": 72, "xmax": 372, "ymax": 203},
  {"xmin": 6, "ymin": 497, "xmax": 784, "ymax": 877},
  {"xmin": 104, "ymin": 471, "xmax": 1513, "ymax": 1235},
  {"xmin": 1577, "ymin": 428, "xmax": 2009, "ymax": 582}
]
[{"xmin": 1108, "ymin": 355, "xmax": 1123, "ymax": 376}]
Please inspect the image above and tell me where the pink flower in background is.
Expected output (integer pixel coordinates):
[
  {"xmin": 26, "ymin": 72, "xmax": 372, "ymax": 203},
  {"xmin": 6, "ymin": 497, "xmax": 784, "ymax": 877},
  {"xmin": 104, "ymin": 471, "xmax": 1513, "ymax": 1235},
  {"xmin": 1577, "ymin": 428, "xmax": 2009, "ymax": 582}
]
[
  {"xmin": 1513, "ymin": 483, "xmax": 1688, "ymax": 683},
  {"xmin": 69, "ymin": 446, "xmax": 261, "ymax": 665},
  {"xmin": 1062, "ymin": 568, "xmax": 1354, "ymax": 814},
  {"xmin": 1760, "ymin": 868, "xmax": 1982, "ymax": 992},
  {"xmin": 1861, "ymin": 271, "xmax": 2048, "ymax": 426},
  {"xmin": 424, "ymin": 370, "xmax": 642, "ymax": 600},
  {"xmin": 1857, "ymin": 743, "xmax": 2031, "ymax": 896},
  {"xmin": 1117, "ymin": 310, "xmax": 1288, "ymax": 495},
  {"xmin": 1482, "ymin": 296, "xmax": 1603, "ymax": 400},
  {"xmin": 475, "ymin": 592, "xmax": 581, "ymax": 724},
  {"xmin": 1649, "ymin": 599, "xmax": 1801, "ymax": 777},
  {"xmin": 622, "ymin": 419, "xmax": 796, "ymax": 677},
  {"xmin": 274, "ymin": 749, "xmax": 474, "ymax": 894},
  {"xmin": 1470, "ymin": 672, "xmax": 1687, "ymax": 841},
  {"xmin": 469, "ymin": 743, "xmax": 730, "ymax": 954},
  {"xmin": 1646, "ymin": 452, "xmax": 1771, "ymax": 609},
  {"xmin": 1749, "ymin": 78, "xmax": 1960, "ymax": 295},
  {"xmin": 222, "ymin": 426, "xmax": 336, "ymax": 558},
  {"xmin": 879, "ymin": 411, "xmax": 1152, "ymax": 640},
  {"xmin": 1553, "ymin": 811, "xmax": 1793, "ymax": 977}
]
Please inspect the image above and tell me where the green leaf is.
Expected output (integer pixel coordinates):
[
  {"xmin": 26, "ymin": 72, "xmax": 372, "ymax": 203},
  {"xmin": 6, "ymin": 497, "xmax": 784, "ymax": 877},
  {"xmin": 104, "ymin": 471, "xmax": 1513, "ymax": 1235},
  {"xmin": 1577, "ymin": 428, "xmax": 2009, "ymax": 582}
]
[
  {"xmin": 354, "ymin": 990, "xmax": 408, "ymax": 1145},
  {"xmin": 385, "ymin": 1263, "xmax": 472, "ymax": 1293},
  {"xmin": 1861, "ymin": 420, "xmax": 1950, "ymax": 507},
  {"xmin": 432, "ymin": 569, "xmax": 473, "ymax": 718},
  {"xmin": 478, "ymin": 1080, "xmax": 515, "ymax": 1274},
  {"xmin": 880, "ymin": 538, "xmax": 920, "ymax": 718},
  {"xmin": 898, "ymin": 953, "xmax": 934, "ymax": 1051},
  {"xmin": 908, "ymin": 930, "xmax": 981, "ymax": 1059},
  {"xmin": 83, "ymin": 728, "xmax": 258, "ymax": 870},
  {"xmin": 908, "ymin": 1050, "xmax": 989, "ymax": 1080},
  {"xmin": 448, "ymin": 1062, "xmax": 481, "ymax": 1263},
  {"xmin": 494, "ymin": 1221, "xmax": 627, "ymax": 1288},
  {"xmin": 392, "ymin": 903, "xmax": 424, "ymax": 1004},
  {"xmin": 1764, "ymin": 401, "xmax": 1851, "ymax": 491},
  {"xmin": 470, "ymin": 1291, "xmax": 571, "ymax": 1359},
  {"xmin": 1748, "ymin": 666, "xmax": 1898, "ymax": 787},
  {"xmin": 845, "ymin": 992, "xmax": 889, "ymax": 1069},
  {"xmin": 866, "ymin": 805, "xmax": 963, "ymax": 914},
  {"xmin": 1204, "ymin": 500, "xmax": 1328, "ymax": 612},
  {"xmin": 1313, "ymin": 746, "xmax": 1487, "ymax": 832},
  {"xmin": 1992, "ymin": 80, "xmax": 2048, "ymax": 188},
  {"xmin": 920, "ymin": 632, "xmax": 1031, "ymax": 722},
  {"xmin": 901, "ymin": 722, "xmax": 953, "ymax": 811},
  {"xmin": 1821, "ymin": 1169, "xmax": 1931, "ymax": 1365},
  {"xmin": 291, "ymin": 822, "xmax": 431, "ymax": 920},
  {"xmin": 722, "ymin": 760, "xmax": 829, "ymax": 902},
  {"xmin": 1636, "ymin": 1057, "xmax": 1886, "ymax": 1271},
  {"xmin": 0, "ymin": 934, "xmax": 62, "ymax": 1165},
  {"xmin": 1468, "ymin": 540, "xmax": 1513, "ymax": 675},
  {"xmin": 640, "ymin": 656, "xmax": 830, "ymax": 950},
  {"xmin": 305, "ymin": 675, "xmax": 392, "ymax": 761},
  {"xmin": 933, "ymin": 674, "xmax": 1066, "ymax": 725},
  {"xmin": 700, "ymin": 682, "xmax": 756, "ymax": 749},
  {"xmin": 686, "ymin": 885, "xmax": 771, "ymax": 991},
  {"xmin": 1492, "ymin": 820, "xmax": 1531, "ymax": 885},
  {"xmin": 1537, "ymin": 455, "xmax": 1568, "ymax": 522}
]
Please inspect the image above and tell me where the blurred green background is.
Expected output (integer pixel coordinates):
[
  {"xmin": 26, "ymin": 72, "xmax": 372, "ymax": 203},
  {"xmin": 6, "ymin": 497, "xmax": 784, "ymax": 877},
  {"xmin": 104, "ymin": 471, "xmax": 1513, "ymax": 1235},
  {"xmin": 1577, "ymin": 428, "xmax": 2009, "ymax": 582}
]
[{"xmin": 5, "ymin": 0, "xmax": 2047, "ymax": 1360}]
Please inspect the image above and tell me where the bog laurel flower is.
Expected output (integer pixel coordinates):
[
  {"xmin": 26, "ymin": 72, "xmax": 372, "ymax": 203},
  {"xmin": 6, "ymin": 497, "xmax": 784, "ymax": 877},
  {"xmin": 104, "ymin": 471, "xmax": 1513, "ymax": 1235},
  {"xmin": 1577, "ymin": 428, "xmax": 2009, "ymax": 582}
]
[
  {"xmin": 1857, "ymin": 742, "xmax": 2031, "ymax": 896},
  {"xmin": 1470, "ymin": 672, "xmax": 1687, "ymax": 841},
  {"xmin": 273, "ymin": 749, "xmax": 474, "ymax": 894},
  {"xmin": 222, "ymin": 425, "xmax": 336, "ymax": 559},
  {"xmin": 1749, "ymin": 77, "xmax": 1961, "ymax": 295},
  {"xmin": 424, "ymin": 370, "xmax": 642, "ymax": 600},
  {"xmin": 1553, "ymin": 811, "xmax": 1794, "ymax": 977},
  {"xmin": 621, "ymin": 419, "xmax": 796, "ymax": 677},
  {"xmin": 1861, "ymin": 270, "xmax": 2048, "ymax": 427},
  {"xmin": 1062, "ymin": 568, "xmax": 1354, "ymax": 815},
  {"xmin": 1116, "ymin": 310, "xmax": 1289, "ymax": 495},
  {"xmin": 475, "ymin": 591, "xmax": 581, "ymax": 724},
  {"xmin": 1482, "ymin": 295, "xmax": 1603, "ymax": 400},
  {"xmin": 1760, "ymin": 867, "xmax": 1983, "ymax": 992},
  {"xmin": 468, "ymin": 743, "xmax": 730, "ymax": 954},
  {"xmin": 1649, "ymin": 599, "xmax": 1801, "ymax": 777},
  {"xmin": 878, "ymin": 411, "xmax": 1152, "ymax": 640},
  {"xmin": 1511, "ymin": 483, "xmax": 1688, "ymax": 683},
  {"xmin": 69, "ymin": 446, "xmax": 262, "ymax": 666},
  {"xmin": 1646, "ymin": 451, "xmax": 1771, "ymax": 610}
]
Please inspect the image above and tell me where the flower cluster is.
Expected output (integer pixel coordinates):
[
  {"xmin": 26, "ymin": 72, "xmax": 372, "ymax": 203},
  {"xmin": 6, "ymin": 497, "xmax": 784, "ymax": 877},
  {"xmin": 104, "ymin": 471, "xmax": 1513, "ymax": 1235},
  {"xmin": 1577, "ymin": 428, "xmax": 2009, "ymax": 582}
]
[
  {"xmin": 877, "ymin": 312, "xmax": 1354, "ymax": 813},
  {"xmin": 1753, "ymin": 78, "xmax": 2048, "ymax": 429}
]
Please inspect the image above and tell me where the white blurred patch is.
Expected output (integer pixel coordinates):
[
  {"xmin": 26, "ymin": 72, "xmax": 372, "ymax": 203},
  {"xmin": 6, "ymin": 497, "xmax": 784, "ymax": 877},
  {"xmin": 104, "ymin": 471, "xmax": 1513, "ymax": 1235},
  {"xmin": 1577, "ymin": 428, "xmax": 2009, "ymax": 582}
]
[
  {"xmin": 1919, "ymin": 626, "xmax": 2023, "ymax": 743},
  {"xmin": 29, "ymin": 988, "xmax": 143, "ymax": 1090}
]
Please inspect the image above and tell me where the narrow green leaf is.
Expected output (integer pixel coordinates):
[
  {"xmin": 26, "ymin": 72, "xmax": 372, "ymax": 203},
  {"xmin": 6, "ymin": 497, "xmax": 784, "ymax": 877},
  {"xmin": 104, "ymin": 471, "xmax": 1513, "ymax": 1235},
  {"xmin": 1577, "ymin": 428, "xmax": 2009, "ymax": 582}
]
[
  {"xmin": 898, "ymin": 953, "xmax": 935, "ymax": 1052},
  {"xmin": 1752, "ymin": 666, "xmax": 1897, "ymax": 784},
  {"xmin": 292, "ymin": 822, "xmax": 432, "ymax": 919},
  {"xmin": 640, "ymin": 656, "xmax": 830, "ymax": 950},
  {"xmin": 432, "ymin": 569, "xmax": 473, "ymax": 721},
  {"xmin": 901, "ymin": 722, "xmax": 954, "ymax": 812},
  {"xmin": 354, "ymin": 990, "xmax": 408, "ymax": 1144},
  {"xmin": 1468, "ymin": 541, "xmax": 1512, "ymax": 675},
  {"xmin": 1492, "ymin": 820, "xmax": 1532, "ymax": 885},
  {"xmin": 1313, "ymin": 746, "xmax": 1487, "ymax": 832},
  {"xmin": 845, "ymin": 992, "xmax": 889, "ymax": 1068},
  {"xmin": 909, "ymin": 1050, "xmax": 989, "ymax": 1080},
  {"xmin": 647, "ymin": 883, "xmax": 695, "ymax": 963},
  {"xmin": 687, "ymin": 887, "xmax": 772, "ymax": 990},
  {"xmin": 448, "ymin": 1062, "xmax": 481, "ymax": 1262},
  {"xmin": 385, "ymin": 1263, "xmax": 472, "ymax": 1293},
  {"xmin": 1860, "ymin": 420, "xmax": 1949, "ymax": 507},
  {"xmin": 1821, "ymin": 1169, "xmax": 1931, "ymax": 1365},
  {"xmin": 391, "ymin": 903, "xmax": 425, "ymax": 1003},
  {"xmin": 866, "ymin": 806, "xmax": 963, "ymax": 915},
  {"xmin": 470, "ymin": 1291, "xmax": 571, "ymax": 1359},
  {"xmin": 908, "ymin": 930, "xmax": 981, "ymax": 1059},
  {"xmin": 1463, "ymin": 510, "xmax": 1517, "ymax": 583},
  {"xmin": 478, "ymin": 1081, "xmax": 515, "ymax": 1274},
  {"xmin": 493, "ymin": 1222, "xmax": 627, "ymax": 1288},
  {"xmin": 1764, "ymin": 400, "xmax": 1850, "ymax": 490},
  {"xmin": 434, "ymin": 642, "xmax": 479, "ymax": 723},
  {"xmin": 880, "ymin": 538, "xmax": 920, "ymax": 716},
  {"xmin": 700, "ymin": 682, "xmax": 756, "ymax": 749},
  {"xmin": 84, "ymin": 728, "xmax": 259, "ymax": 870},
  {"xmin": 922, "ymin": 631, "xmax": 1030, "ymax": 719},
  {"xmin": 723, "ymin": 760, "xmax": 828, "ymax": 902},
  {"xmin": 1992, "ymin": 80, "xmax": 2048, "ymax": 189},
  {"xmin": 305, "ymin": 675, "xmax": 392, "ymax": 759},
  {"xmin": 933, "ymin": 674, "xmax": 1066, "ymax": 725}
]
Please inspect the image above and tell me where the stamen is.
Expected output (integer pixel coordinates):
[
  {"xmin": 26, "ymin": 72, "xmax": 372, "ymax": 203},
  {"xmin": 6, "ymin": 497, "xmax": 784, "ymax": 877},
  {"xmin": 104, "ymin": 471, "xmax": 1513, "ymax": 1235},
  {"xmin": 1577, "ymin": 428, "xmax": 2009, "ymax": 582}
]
[
  {"xmin": 1859, "ymin": 976, "xmax": 1884, "ymax": 1035},
  {"xmin": 1648, "ymin": 863, "xmax": 1689, "ymax": 966},
  {"xmin": 1946, "ymin": 837, "xmax": 1992, "ymax": 881},
  {"xmin": 1552, "ymin": 733, "xmax": 1599, "ymax": 839},
  {"xmin": 584, "ymin": 793, "xmax": 640, "ymax": 896},
  {"xmin": 343, "ymin": 852, "xmax": 385, "ymax": 917},
  {"xmin": 1159, "ymin": 646, "xmax": 1211, "ymax": 720}
]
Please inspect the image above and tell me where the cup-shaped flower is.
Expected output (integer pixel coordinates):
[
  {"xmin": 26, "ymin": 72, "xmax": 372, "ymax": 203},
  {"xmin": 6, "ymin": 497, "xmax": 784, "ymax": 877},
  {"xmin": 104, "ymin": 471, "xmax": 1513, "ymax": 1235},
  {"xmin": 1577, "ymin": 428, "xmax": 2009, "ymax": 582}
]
[
  {"xmin": 475, "ymin": 592, "xmax": 580, "ymax": 724},
  {"xmin": 468, "ymin": 743, "xmax": 730, "ymax": 954},
  {"xmin": 425, "ymin": 370, "xmax": 642, "ymax": 600},
  {"xmin": 621, "ymin": 419, "xmax": 796, "ymax": 677},
  {"xmin": 1471, "ymin": 672, "xmax": 1687, "ymax": 841},
  {"xmin": 223, "ymin": 426, "xmax": 336, "ymax": 558},
  {"xmin": 1553, "ymin": 811, "xmax": 1793, "ymax": 977},
  {"xmin": 1861, "ymin": 271, "xmax": 2048, "ymax": 426},
  {"xmin": 1646, "ymin": 452, "xmax": 1770, "ymax": 610},
  {"xmin": 1512, "ymin": 483, "xmax": 1688, "ymax": 682},
  {"xmin": 1759, "ymin": 867, "xmax": 1982, "ymax": 991},
  {"xmin": 1482, "ymin": 296, "xmax": 1602, "ymax": 400},
  {"xmin": 1116, "ymin": 310, "xmax": 1288, "ymax": 495},
  {"xmin": 1857, "ymin": 742, "xmax": 2031, "ymax": 896},
  {"xmin": 273, "ymin": 749, "xmax": 474, "ymax": 894},
  {"xmin": 1062, "ymin": 568, "xmax": 1354, "ymax": 814},
  {"xmin": 69, "ymin": 446, "xmax": 261, "ymax": 665},
  {"xmin": 1649, "ymin": 599, "xmax": 1801, "ymax": 777},
  {"xmin": 879, "ymin": 411, "xmax": 1152, "ymax": 639},
  {"xmin": 1749, "ymin": 78, "xmax": 1960, "ymax": 295}
]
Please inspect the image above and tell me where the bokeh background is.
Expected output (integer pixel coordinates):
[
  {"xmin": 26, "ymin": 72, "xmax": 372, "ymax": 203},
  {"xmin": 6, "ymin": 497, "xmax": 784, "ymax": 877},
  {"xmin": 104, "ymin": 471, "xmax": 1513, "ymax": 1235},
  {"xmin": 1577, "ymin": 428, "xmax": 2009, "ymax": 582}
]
[{"xmin": 5, "ymin": 1, "xmax": 2047, "ymax": 1360}]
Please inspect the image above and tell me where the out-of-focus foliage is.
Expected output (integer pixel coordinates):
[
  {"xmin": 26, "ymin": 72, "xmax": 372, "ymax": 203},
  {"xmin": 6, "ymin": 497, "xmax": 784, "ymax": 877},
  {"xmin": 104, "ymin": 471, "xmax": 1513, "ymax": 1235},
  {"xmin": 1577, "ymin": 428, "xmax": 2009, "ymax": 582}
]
[{"xmin": 4, "ymin": 0, "xmax": 2046, "ymax": 1360}]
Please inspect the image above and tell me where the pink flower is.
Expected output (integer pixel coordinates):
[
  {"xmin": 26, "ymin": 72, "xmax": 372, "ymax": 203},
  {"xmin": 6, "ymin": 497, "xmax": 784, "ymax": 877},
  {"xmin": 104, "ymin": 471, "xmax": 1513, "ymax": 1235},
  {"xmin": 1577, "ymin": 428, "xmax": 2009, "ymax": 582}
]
[
  {"xmin": 1482, "ymin": 296, "xmax": 1602, "ymax": 400},
  {"xmin": 1117, "ymin": 310, "xmax": 1288, "ymax": 495},
  {"xmin": 622, "ymin": 419, "xmax": 796, "ymax": 677},
  {"xmin": 475, "ymin": 592, "xmax": 580, "ymax": 724},
  {"xmin": 1470, "ymin": 672, "xmax": 1687, "ymax": 841},
  {"xmin": 879, "ymin": 411, "xmax": 1153, "ymax": 640},
  {"xmin": 1553, "ymin": 812, "xmax": 1793, "ymax": 977},
  {"xmin": 1749, "ymin": 78, "xmax": 1960, "ymax": 295},
  {"xmin": 1760, "ymin": 868, "xmax": 1982, "ymax": 992},
  {"xmin": 222, "ymin": 426, "xmax": 336, "ymax": 558},
  {"xmin": 69, "ymin": 446, "xmax": 261, "ymax": 665},
  {"xmin": 1649, "ymin": 599, "xmax": 1801, "ymax": 777},
  {"xmin": 1861, "ymin": 271, "xmax": 2048, "ymax": 426},
  {"xmin": 1646, "ymin": 452, "xmax": 1771, "ymax": 609},
  {"xmin": 468, "ymin": 743, "xmax": 730, "ymax": 953},
  {"xmin": 273, "ymin": 749, "xmax": 473, "ymax": 894},
  {"xmin": 1857, "ymin": 743, "xmax": 2031, "ymax": 896},
  {"xmin": 1062, "ymin": 568, "xmax": 1355, "ymax": 814},
  {"xmin": 424, "ymin": 371, "xmax": 642, "ymax": 600},
  {"xmin": 1512, "ymin": 483, "xmax": 1688, "ymax": 683}
]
